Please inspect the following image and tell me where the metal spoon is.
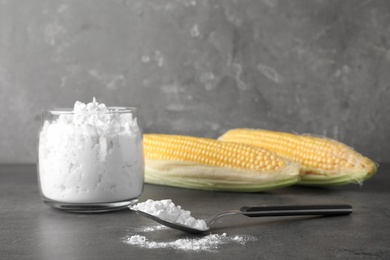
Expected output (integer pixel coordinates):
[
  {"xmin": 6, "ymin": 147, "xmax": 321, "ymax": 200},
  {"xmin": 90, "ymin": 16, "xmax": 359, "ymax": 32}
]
[{"xmin": 131, "ymin": 204, "xmax": 352, "ymax": 234}]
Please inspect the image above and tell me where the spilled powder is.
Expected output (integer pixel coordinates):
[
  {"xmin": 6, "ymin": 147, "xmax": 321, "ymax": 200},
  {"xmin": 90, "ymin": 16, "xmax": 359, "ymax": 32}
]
[{"xmin": 123, "ymin": 228, "xmax": 256, "ymax": 252}]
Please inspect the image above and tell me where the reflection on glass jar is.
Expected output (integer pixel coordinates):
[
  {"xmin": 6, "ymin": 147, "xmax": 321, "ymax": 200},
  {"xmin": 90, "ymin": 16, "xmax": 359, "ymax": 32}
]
[{"xmin": 37, "ymin": 99, "xmax": 144, "ymax": 212}]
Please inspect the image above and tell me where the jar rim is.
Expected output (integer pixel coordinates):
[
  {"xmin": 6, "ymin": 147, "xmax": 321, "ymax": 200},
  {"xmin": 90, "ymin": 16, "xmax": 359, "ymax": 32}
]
[{"xmin": 45, "ymin": 106, "xmax": 137, "ymax": 115}]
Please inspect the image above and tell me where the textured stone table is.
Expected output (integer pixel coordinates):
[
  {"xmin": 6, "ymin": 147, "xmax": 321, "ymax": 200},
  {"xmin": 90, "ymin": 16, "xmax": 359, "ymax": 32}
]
[{"xmin": 0, "ymin": 164, "xmax": 389, "ymax": 259}]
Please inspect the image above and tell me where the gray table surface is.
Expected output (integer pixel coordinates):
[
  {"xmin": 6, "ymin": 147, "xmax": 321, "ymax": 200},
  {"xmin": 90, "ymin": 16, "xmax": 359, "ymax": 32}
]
[{"xmin": 1, "ymin": 163, "xmax": 389, "ymax": 259}]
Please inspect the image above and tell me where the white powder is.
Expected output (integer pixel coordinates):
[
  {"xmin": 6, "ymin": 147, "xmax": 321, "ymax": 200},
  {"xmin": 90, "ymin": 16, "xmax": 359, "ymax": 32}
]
[
  {"xmin": 38, "ymin": 98, "xmax": 144, "ymax": 203},
  {"xmin": 135, "ymin": 224, "xmax": 170, "ymax": 233},
  {"xmin": 131, "ymin": 199, "xmax": 208, "ymax": 231},
  {"xmin": 124, "ymin": 231, "xmax": 256, "ymax": 252},
  {"xmin": 127, "ymin": 200, "xmax": 257, "ymax": 252}
]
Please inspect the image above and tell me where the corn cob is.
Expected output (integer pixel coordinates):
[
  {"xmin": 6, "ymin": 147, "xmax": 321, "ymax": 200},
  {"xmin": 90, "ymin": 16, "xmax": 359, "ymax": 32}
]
[
  {"xmin": 143, "ymin": 134, "xmax": 300, "ymax": 192},
  {"xmin": 218, "ymin": 128, "xmax": 377, "ymax": 185}
]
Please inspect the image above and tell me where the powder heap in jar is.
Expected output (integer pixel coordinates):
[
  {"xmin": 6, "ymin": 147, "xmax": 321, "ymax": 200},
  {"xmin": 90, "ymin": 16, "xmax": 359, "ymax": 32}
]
[
  {"xmin": 38, "ymin": 98, "xmax": 144, "ymax": 203},
  {"xmin": 131, "ymin": 199, "xmax": 208, "ymax": 231}
]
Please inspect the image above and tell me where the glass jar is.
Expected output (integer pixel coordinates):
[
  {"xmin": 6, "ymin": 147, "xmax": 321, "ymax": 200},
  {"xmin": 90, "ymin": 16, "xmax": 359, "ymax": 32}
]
[{"xmin": 37, "ymin": 107, "xmax": 144, "ymax": 213}]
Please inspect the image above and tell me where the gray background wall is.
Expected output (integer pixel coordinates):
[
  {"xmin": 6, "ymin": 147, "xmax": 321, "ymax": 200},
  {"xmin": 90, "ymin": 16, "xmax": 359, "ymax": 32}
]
[{"xmin": 0, "ymin": 0, "xmax": 389, "ymax": 164}]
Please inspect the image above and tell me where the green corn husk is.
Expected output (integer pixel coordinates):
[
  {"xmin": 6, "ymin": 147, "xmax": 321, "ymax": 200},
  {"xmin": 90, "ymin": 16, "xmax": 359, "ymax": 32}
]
[{"xmin": 144, "ymin": 159, "xmax": 300, "ymax": 192}]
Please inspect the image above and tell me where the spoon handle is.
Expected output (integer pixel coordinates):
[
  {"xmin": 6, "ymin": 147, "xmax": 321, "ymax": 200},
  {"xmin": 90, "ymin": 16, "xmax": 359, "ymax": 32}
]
[{"xmin": 239, "ymin": 204, "xmax": 352, "ymax": 217}]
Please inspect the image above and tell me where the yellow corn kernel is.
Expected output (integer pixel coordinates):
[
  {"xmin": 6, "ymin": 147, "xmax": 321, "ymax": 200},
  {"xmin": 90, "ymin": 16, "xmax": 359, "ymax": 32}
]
[
  {"xmin": 218, "ymin": 129, "xmax": 377, "ymax": 185},
  {"xmin": 144, "ymin": 134, "xmax": 285, "ymax": 172}
]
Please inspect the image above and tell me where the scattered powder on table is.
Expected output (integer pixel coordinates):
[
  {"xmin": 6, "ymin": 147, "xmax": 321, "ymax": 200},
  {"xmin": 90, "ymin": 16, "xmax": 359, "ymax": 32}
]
[{"xmin": 123, "ymin": 232, "xmax": 256, "ymax": 252}]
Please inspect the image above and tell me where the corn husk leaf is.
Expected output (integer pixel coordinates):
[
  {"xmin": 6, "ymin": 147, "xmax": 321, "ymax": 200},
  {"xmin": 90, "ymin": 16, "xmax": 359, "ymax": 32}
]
[{"xmin": 145, "ymin": 159, "xmax": 300, "ymax": 192}]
